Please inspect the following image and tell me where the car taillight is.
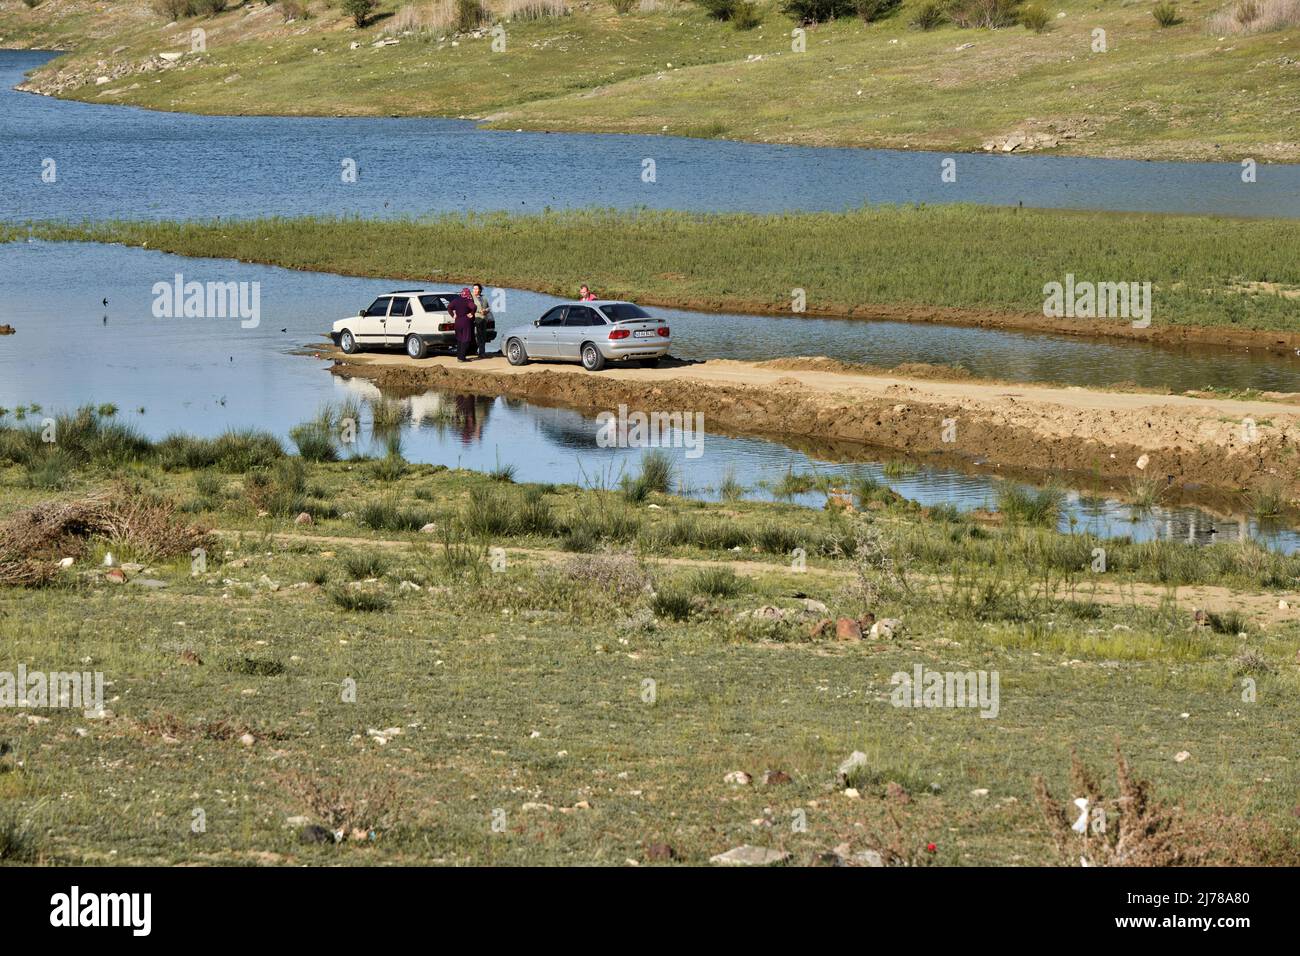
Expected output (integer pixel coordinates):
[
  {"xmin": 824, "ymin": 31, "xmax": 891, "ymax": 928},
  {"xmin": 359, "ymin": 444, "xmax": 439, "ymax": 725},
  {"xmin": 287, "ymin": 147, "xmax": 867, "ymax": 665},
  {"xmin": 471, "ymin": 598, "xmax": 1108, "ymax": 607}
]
[
  {"xmin": 657, "ymin": 326, "xmax": 670, "ymax": 337},
  {"xmin": 609, "ymin": 328, "xmax": 630, "ymax": 340},
  {"xmin": 438, "ymin": 322, "xmax": 453, "ymax": 332}
]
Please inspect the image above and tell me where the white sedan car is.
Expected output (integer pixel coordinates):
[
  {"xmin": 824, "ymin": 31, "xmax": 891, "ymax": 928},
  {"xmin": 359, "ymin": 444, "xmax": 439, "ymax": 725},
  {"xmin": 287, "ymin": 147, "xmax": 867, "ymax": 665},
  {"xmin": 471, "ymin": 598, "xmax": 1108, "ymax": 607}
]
[
  {"xmin": 330, "ymin": 289, "xmax": 495, "ymax": 359},
  {"xmin": 501, "ymin": 301, "xmax": 670, "ymax": 371}
]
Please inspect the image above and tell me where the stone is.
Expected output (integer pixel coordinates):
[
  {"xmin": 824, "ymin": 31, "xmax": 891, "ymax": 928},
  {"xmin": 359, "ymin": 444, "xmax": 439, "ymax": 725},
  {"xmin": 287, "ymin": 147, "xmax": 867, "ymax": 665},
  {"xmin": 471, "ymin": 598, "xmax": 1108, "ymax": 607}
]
[
  {"xmin": 836, "ymin": 751, "xmax": 869, "ymax": 786},
  {"xmin": 1174, "ymin": 750, "xmax": 1191, "ymax": 763},
  {"xmin": 239, "ymin": 733, "xmax": 256, "ymax": 747},
  {"xmin": 257, "ymin": 574, "xmax": 280, "ymax": 592},
  {"xmin": 869, "ymin": 618, "xmax": 903, "ymax": 640},
  {"xmin": 420, "ymin": 523, "xmax": 438, "ymax": 533},
  {"xmin": 58, "ymin": 557, "xmax": 75, "ymax": 568},
  {"xmin": 105, "ymin": 568, "xmax": 127, "ymax": 584},
  {"xmin": 854, "ymin": 849, "xmax": 885, "ymax": 867},
  {"xmin": 129, "ymin": 578, "xmax": 169, "ymax": 589},
  {"xmin": 709, "ymin": 845, "xmax": 790, "ymax": 866},
  {"xmin": 801, "ymin": 598, "xmax": 829, "ymax": 614},
  {"xmin": 835, "ymin": 617, "xmax": 862, "ymax": 641},
  {"xmin": 971, "ymin": 788, "xmax": 990, "ymax": 798},
  {"xmin": 294, "ymin": 512, "xmax": 313, "ymax": 526},
  {"xmin": 724, "ymin": 770, "xmax": 752, "ymax": 786}
]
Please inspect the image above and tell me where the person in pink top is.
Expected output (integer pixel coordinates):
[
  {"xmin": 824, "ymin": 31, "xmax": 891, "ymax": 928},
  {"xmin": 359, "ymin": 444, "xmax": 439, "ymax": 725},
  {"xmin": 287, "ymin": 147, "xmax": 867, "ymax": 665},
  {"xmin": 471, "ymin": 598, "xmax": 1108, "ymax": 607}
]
[{"xmin": 579, "ymin": 285, "xmax": 596, "ymax": 302}]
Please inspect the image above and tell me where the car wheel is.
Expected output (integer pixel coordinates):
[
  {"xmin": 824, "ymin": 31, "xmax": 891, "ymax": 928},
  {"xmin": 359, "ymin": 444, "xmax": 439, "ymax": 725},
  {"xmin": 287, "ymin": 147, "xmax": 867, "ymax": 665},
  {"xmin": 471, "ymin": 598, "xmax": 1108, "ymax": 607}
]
[
  {"xmin": 506, "ymin": 338, "xmax": 529, "ymax": 366},
  {"xmin": 405, "ymin": 334, "xmax": 427, "ymax": 360},
  {"xmin": 581, "ymin": 343, "xmax": 607, "ymax": 372},
  {"xmin": 339, "ymin": 329, "xmax": 360, "ymax": 354}
]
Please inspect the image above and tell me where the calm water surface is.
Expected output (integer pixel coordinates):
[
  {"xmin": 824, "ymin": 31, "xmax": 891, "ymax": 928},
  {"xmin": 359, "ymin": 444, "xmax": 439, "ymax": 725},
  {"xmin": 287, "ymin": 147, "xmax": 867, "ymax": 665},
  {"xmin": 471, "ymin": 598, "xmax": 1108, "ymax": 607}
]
[
  {"xmin": 5, "ymin": 49, "xmax": 1300, "ymax": 222},
  {"xmin": 1, "ymin": 241, "xmax": 1294, "ymax": 552}
]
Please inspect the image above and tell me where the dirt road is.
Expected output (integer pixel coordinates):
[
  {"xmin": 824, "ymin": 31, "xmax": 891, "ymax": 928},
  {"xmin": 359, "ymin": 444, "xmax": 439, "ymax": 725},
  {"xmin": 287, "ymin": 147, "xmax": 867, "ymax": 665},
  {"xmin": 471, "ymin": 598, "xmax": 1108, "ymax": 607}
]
[{"xmin": 326, "ymin": 351, "xmax": 1299, "ymax": 498}]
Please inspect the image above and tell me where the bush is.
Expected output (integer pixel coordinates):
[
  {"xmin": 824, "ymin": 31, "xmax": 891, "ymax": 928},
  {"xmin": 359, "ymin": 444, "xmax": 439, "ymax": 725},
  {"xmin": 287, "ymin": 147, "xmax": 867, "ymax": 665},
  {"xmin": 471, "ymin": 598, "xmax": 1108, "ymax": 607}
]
[
  {"xmin": 1208, "ymin": 0, "xmax": 1300, "ymax": 35},
  {"xmin": 1019, "ymin": 3, "xmax": 1049, "ymax": 30},
  {"xmin": 193, "ymin": 0, "xmax": 229, "ymax": 13},
  {"xmin": 688, "ymin": 565, "xmax": 747, "ymax": 598},
  {"xmin": 279, "ymin": 0, "xmax": 308, "ymax": 19},
  {"xmin": 611, "ymin": 0, "xmax": 637, "ymax": 10},
  {"xmin": 20, "ymin": 0, "xmax": 43, "ymax": 8},
  {"xmin": 856, "ymin": 0, "xmax": 900, "ymax": 19},
  {"xmin": 733, "ymin": 0, "xmax": 763, "ymax": 25},
  {"xmin": 455, "ymin": 0, "xmax": 488, "ymax": 29},
  {"xmin": 781, "ymin": 0, "xmax": 857, "ymax": 20},
  {"xmin": 289, "ymin": 422, "xmax": 338, "ymax": 462},
  {"xmin": 651, "ymin": 585, "xmax": 693, "ymax": 621},
  {"xmin": 947, "ymin": 0, "xmax": 1022, "ymax": 28},
  {"xmin": 1152, "ymin": 1, "xmax": 1181, "ymax": 25},
  {"xmin": 152, "ymin": 0, "xmax": 195, "ymax": 18},
  {"xmin": 342, "ymin": 0, "xmax": 379, "ymax": 26}
]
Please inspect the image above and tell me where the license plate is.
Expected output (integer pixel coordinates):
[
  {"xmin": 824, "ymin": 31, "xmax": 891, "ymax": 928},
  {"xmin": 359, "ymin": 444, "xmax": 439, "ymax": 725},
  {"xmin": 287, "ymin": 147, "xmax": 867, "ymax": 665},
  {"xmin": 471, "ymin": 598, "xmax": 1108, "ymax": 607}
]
[{"xmin": 633, "ymin": 329, "xmax": 655, "ymax": 338}]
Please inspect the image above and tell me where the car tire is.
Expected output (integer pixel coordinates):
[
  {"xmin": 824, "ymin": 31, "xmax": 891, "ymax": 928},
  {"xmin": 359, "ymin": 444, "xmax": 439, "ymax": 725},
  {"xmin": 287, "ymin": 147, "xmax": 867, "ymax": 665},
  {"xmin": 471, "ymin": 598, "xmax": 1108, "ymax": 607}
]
[
  {"xmin": 339, "ymin": 329, "xmax": 360, "ymax": 354},
  {"xmin": 506, "ymin": 338, "xmax": 529, "ymax": 366},
  {"xmin": 405, "ymin": 334, "xmax": 427, "ymax": 360},
  {"xmin": 581, "ymin": 343, "xmax": 607, "ymax": 372}
]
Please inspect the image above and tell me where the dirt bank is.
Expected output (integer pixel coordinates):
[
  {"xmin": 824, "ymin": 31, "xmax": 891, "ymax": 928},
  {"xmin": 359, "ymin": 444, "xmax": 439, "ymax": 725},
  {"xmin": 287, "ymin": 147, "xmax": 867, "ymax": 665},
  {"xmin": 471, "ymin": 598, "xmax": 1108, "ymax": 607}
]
[{"xmin": 325, "ymin": 351, "xmax": 1300, "ymax": 499}]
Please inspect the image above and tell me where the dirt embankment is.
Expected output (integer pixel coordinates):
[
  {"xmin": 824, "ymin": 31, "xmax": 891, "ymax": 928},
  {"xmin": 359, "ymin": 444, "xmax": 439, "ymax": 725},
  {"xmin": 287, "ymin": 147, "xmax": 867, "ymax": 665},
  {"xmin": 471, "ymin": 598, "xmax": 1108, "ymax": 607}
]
[{"xmin": 326, "ymin": 352, "xmax": 1300, "ymax": 498}]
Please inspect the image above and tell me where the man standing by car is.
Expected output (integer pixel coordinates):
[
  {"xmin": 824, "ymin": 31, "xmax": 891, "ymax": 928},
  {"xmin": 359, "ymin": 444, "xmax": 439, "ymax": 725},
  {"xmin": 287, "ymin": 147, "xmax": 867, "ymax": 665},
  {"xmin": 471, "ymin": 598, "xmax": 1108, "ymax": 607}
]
[
  {"xmin": 449, "ymin": 288, "xmax": 476, "ymax": 362},
  {"xmin": 470, "ymin": 283, "xmax": 492, "ymax": 359}
]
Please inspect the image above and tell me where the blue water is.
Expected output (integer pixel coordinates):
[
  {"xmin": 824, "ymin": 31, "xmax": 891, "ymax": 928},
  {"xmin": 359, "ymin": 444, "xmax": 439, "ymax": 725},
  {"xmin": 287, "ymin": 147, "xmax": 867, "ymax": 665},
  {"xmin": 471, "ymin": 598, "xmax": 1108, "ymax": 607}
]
[
  {"xmin": 0, "ymin": 240, "xmax": 1294, "ymax": 552},
  {"xmin": 5, "ymin": 49, "xmax": 1300, "ymax": 223}
]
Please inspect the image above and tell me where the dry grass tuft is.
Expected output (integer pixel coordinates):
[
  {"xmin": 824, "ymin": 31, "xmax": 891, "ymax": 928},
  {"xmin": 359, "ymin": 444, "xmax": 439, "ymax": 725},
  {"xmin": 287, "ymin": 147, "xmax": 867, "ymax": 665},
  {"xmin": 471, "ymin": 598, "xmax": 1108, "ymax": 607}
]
[{"xmin": 0, "ymin": 489, "xmax": 211, "ymax": 585}]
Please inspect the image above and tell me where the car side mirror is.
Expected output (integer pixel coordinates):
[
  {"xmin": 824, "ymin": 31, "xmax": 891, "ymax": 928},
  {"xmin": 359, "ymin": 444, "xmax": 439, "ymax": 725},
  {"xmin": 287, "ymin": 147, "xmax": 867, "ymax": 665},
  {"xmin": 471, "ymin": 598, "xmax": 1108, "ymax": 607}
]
[
  {"xmin": 533, "ymin": 319, "xmax": 540, "ymax": 327},
  {"xmin": 358, "ymin": 309, "xmax": 365, "ymax": 317}
]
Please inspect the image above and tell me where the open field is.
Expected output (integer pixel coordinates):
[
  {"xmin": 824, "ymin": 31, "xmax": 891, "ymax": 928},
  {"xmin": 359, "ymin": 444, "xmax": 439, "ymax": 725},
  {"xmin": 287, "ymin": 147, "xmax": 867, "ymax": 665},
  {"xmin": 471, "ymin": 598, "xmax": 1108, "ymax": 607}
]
[
  {"xmin": 2, "ymin": 0, "xmax": 1299, "ymax": 161},
  {"xmin": 17, "ymin": 207, "xmax": 1300, "ymax": 345},
  {"xmin": 2, "ymin": 408, "xmax": 1300, "ymax": 865}
]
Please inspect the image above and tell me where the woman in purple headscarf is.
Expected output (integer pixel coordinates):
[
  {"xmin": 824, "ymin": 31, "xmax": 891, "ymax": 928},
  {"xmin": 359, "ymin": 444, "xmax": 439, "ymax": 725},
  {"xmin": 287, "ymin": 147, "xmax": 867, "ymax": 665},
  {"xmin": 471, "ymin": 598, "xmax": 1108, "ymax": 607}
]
[{"xmin": 449, "ymin": 287, "xmax": 477, "ymax": 362}]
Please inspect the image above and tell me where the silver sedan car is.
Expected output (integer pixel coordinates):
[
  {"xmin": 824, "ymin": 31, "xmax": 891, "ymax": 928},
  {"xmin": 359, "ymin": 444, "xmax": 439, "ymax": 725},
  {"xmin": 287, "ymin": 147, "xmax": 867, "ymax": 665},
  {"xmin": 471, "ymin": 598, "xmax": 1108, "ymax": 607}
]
[{"xmin": 502, "ymin": 301, "xmax": 671, "ymax": 371}]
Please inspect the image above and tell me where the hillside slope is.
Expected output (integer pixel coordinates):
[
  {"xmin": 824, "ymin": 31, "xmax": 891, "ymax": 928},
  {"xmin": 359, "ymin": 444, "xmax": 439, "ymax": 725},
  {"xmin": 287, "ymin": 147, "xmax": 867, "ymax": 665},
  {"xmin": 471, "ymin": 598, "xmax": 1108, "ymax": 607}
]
[{"xmin": 2, "ymin": 0, "xmax": 1299, "ymax": 160}]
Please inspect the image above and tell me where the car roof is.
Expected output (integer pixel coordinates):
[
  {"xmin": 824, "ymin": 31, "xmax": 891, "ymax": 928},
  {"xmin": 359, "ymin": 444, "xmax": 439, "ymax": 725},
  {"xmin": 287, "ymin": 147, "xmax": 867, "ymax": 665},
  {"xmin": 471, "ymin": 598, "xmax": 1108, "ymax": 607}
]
[
  {"xmin": 378, "ymin": 289, "xmax": 461, "ymax": 296},
  {"xmin": 557, "ymin": 299, "xmax": 637, "ymax": 307}
]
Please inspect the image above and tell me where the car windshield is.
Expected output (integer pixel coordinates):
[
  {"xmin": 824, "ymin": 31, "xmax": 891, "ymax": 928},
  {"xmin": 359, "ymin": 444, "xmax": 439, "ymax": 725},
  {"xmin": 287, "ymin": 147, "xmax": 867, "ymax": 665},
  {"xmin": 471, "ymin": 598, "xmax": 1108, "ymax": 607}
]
[{"xmin": 601, "ymin": 304, "xmax": 652, "ymax": 322}]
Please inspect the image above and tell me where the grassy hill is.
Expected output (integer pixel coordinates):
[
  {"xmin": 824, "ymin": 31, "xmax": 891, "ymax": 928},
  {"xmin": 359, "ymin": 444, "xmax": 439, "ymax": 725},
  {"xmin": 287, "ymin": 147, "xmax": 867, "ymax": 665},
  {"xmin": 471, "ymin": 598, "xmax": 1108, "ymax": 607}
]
[{"xmin": 2, "ymin": 0, "xmax": 1299, "ymax": 160}]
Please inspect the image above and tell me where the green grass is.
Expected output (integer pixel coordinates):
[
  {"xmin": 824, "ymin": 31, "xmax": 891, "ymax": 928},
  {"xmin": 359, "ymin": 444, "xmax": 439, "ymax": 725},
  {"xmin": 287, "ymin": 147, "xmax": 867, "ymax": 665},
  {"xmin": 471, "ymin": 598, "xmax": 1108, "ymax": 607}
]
[
  {"xmin": 18, "ymin": 207, "xmax": 1300, "ymax": 335},
  {"xmin": 4, "ymin": 1, "xmax": 1297, "ymax": 161},
  {"xmin": 2, "ymin": 436, "xmax": 1300, "ymax": 864}
]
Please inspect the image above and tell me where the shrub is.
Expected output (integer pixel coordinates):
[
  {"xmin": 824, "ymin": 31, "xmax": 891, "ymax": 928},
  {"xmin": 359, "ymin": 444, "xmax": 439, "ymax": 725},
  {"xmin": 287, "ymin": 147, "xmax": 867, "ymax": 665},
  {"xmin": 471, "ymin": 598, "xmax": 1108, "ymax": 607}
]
[
  {"xmin": 1207, "ymin": 0, "xmax": 1300, "ymax": 35},
  {"xmin": 651, "ymin": 585, "xmax": 693, "ymax": 621},
  {"xmin": 781, "ymin": 0, "xmax": 857, "ymax": 20},
  {"xmin": 454, "ymin": 0, "xmax": 488, "ymax": 29},
  {"xmin": 152, "ymin": 0, "xmax": 196, "ymax": 19},
  {"xmin": 342, "ymin": 551, "xmax": 389, "ymax": 580},
  {"xmin": 21, "ymin": 0, "xmax": 42, "ymax": 8},
  {"xmin": 328, "ymin": 586, "xmax": 392, "ymax": 612},
  {"xmin": 732, "ymin": 0, "xmax": 763, "ymax": 24},
  {"xmin": 696, "ymin": 0, "xmax": 740, "ymax": 18},
  {"xmin": 502, "ymin": 0, "xmax": 571, "ymax": 19},
  {"xmin": 947, "ymin": 0, "xmax": 1022, "ymax": 28},
  {"xmin": 611, "ymin": 0, "xmax": 637, "ymax": 10},
  {"xmin": 856, "ymin": 0, "xmax": 900, "ymax": 20},
  {"xmin": 342, "ymin": 0, "xmax": 379, "ymax": 26},
  {"xmin": 289, "ymin": 422, "xmax": 338, "ymax": 462},
  {"xmin": 279, "ymin": 0, "xmax": 308, "ymax": 19},
  {"xmin": 1152, "ymin": 1, "xmax": 1181, "ymax": 25},
  {"xmin": 688, "ymin": 565, "xmax": 747, "ymax": 598},
  {"xmin": 1019, "ymin": 3, "xmax": 1049, "ymax": 30},
  {"xmin": 193, "ymin": 0, "xmax": 229, "ymax": 13}
]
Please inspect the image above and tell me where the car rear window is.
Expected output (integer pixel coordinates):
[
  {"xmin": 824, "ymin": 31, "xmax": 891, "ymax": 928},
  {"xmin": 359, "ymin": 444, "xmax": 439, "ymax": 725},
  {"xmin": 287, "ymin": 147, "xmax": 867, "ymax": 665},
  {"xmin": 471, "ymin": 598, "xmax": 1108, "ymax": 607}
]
[
  {"xmin": 601, "ymin": 304, "xmax": 652, "ymax": 322},
  {"xmin": 419, "ymin": 295, "xmax": 450, "ymax": 312}
]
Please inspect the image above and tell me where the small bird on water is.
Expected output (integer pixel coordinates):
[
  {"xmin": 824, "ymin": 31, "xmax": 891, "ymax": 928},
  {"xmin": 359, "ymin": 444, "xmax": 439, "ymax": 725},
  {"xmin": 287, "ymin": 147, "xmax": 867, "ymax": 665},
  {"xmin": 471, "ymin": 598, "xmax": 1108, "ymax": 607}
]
[{"xmin": 102, "ymin": 297, "xmax": 108, "ymax": 306}]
